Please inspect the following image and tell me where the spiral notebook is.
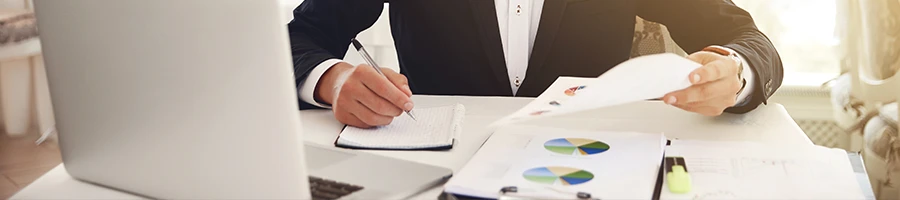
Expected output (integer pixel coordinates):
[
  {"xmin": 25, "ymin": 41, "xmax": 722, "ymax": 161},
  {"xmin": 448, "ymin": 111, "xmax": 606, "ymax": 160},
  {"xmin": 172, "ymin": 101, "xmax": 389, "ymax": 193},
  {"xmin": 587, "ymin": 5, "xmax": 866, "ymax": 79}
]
[{"xmin": 334, "ymin": 104, "xmax": 465, "ymax": 150}]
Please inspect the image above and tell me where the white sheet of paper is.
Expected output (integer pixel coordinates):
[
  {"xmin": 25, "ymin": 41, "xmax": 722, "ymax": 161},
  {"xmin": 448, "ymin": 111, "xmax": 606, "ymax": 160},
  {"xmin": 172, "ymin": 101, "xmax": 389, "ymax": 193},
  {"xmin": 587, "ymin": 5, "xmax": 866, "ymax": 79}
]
[
  {"xmin": 443, "ymin": 125, "xmax": 666, "ymax": 199},
  {"xmin": 661, "ymin": 140, "xmax": 866, "ymax": 200},
  {"xmin": 491, "ymin": 53, "xmax": 701, "ymax": 126},
  {"xmin": 336, "ymin": 104, "xmax": 465, "ymax": 149}
]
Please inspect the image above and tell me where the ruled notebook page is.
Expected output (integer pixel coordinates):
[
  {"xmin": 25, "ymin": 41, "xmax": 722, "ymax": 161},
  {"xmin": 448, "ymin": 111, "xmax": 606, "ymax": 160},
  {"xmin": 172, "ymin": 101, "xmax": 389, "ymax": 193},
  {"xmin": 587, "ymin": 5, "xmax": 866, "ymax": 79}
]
[{"xmin": 335, "ymin": 104, "xmax": 465, "ymax": 149}]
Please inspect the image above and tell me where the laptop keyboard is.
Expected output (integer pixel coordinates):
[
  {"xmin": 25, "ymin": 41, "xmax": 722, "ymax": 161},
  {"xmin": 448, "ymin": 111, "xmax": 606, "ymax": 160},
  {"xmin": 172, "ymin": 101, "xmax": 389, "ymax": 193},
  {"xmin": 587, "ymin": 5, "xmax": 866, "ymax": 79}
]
[{"xmin": 309, "ymin": 176, "xmax": 364, "ymax": 200}]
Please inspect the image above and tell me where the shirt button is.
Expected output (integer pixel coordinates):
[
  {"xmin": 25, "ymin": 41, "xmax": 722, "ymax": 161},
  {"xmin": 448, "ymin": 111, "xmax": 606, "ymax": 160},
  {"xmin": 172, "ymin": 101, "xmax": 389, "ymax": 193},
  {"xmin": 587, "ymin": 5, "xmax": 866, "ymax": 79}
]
[{"xmin": 516, "ymin": 5, "xmax": 522, "ymax": 16}]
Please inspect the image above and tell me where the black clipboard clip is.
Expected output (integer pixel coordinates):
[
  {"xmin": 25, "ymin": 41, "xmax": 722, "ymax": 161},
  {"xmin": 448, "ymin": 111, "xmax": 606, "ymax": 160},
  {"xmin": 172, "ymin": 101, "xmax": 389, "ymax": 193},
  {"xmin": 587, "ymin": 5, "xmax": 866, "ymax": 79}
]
[{"xmin": 499, "ymin": 186, "xmax": 600, "ymax": 200}]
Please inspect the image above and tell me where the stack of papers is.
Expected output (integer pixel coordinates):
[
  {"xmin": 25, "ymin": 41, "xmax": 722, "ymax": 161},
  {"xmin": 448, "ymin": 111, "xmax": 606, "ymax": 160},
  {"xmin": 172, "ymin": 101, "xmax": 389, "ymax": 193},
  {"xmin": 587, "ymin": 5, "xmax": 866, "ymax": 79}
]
[
  {"xmin": 442, "ymin": 53, "xmax": 867, "ymax": 200},
  {"xmin": 444, "ymin": 125, "xmax": 666, "ymax": 199},
  {"xmin": 661, "ymin": 140, "xmax": 867, "ymax": 200}
]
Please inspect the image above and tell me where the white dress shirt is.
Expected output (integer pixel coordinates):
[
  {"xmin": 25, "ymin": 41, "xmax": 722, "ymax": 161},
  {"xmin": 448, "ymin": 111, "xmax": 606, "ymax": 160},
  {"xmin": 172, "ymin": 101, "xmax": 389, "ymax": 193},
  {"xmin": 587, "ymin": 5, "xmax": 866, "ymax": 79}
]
[{"xmin": 299, "ymin": 0, "xmax": 755, "ymax": 108}]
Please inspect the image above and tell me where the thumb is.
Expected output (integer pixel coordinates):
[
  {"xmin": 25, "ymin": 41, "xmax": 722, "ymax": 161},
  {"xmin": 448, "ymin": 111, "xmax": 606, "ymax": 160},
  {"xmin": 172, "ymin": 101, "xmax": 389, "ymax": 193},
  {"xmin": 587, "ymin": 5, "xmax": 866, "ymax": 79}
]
[
  {"xmin": 381, "ymin": 68, "xmax": 412, "ymax": 97},
  {"xmin": 687, "ymin": 51, "xmax": 721, "ymax": 65}
]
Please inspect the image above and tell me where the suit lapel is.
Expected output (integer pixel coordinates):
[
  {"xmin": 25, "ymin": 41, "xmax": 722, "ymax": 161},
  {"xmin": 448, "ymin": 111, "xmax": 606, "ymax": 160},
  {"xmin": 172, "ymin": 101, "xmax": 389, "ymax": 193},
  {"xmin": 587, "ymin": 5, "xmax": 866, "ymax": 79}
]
[
  {"xmin": 469, "ymin": 0, "xmax": 512, "ymax": 95},
  {"xmin": 525, "ymin": 0, "xmax": 566, "ymax": 81}
]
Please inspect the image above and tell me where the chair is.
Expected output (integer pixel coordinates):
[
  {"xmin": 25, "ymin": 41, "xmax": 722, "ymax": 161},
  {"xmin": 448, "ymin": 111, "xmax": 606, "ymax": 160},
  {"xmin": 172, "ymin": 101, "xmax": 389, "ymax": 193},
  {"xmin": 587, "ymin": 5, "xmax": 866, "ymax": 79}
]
[
  {"xmin": 842, "ymin": 0, "xmax": 900, "ymax": 199},
  {"xmin": 0, "ymin": 3, "xmax": 54, "ymax": 141}
]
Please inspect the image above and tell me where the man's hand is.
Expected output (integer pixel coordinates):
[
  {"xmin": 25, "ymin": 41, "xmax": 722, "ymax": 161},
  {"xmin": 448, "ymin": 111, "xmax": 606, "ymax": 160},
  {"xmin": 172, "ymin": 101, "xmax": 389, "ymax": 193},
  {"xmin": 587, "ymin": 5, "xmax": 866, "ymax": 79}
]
[
  {"xmin": 315, "ymin": 62, "xmax": 413, "ymax": 128},
  {"xmin": 662, "ymin": 51, "xmax": 743, "ymax": 116}
]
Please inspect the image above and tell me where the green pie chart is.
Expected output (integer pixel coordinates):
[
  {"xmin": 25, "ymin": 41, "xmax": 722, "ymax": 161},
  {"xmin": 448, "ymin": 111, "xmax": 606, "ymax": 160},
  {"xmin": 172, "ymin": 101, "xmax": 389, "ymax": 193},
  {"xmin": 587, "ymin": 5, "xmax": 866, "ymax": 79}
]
[
  {"xmin": 523, "ymin": 166, "xmax": 594, "ymax": 186},
  {"xmin": 544, "ymin": 138, "xmax": 610, "ymax": 155}
]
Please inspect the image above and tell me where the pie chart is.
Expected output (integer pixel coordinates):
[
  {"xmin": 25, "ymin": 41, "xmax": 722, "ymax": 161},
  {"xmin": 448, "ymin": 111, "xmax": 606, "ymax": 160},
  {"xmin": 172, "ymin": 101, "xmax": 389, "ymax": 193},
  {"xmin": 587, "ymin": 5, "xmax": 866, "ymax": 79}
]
[
  {"xmin": 523, "ymin": 166, "xmax": 594, "ymax": 186},
  {"xmin": 544, "ymin": 138, "xmax": 610, "ymax": 155},
  {"xmin": 564, "ymin": 85, "xmax": 586, "ymax": 96}
]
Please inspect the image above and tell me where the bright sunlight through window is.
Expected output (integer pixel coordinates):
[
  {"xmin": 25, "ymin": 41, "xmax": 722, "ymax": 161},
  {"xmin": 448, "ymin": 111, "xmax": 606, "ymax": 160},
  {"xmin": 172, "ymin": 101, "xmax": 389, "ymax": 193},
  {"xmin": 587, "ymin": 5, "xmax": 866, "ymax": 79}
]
[{"xmin": 732, "ymin": 0, "xmax": 842, "ymax": 86}]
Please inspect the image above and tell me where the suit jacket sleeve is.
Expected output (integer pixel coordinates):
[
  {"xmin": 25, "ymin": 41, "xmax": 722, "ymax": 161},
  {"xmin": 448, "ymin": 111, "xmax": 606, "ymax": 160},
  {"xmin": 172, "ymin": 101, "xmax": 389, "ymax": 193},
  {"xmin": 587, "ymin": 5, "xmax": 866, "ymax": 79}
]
[
  {"xmin": 287, "ymin": 0, "xmax": 384, "ymax": 110},
  {"xmin": 636, "ymin": 0, "xmax": 784, "ymax": 114}
]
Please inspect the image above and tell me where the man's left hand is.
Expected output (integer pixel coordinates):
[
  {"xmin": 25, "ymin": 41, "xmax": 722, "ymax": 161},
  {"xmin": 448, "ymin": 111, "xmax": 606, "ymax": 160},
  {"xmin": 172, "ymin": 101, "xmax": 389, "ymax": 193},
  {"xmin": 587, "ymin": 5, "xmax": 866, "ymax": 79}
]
[{"xmin": 662, "ymin": 51, "xmax": 743, "ymax": 116}]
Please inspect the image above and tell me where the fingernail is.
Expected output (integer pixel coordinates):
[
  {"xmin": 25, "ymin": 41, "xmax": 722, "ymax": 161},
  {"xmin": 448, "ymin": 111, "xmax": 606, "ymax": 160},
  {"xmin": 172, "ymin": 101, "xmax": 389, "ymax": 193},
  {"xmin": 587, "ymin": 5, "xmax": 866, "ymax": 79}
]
[
  {"xmin": 666, "ymin": 96, "xmax": 677, "ymax": 104},
  {"xmin": 403, "ymin": 85, "xmax": 411, "ymax": 94},
  {"xmin": 404, "ymin": 102, "xmax": 414, "ymax": 110},
  {"xmin": 692, "ymin": 74, "xmax": 701, "ymax": 83}
]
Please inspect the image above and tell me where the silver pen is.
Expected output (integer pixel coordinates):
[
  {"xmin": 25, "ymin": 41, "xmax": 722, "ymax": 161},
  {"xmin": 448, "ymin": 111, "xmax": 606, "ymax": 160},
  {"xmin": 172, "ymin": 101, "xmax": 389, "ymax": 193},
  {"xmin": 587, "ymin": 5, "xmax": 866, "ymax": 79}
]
[{"xmin": 350, "ymin": 38, "xmax": 417, "ymax": 121}]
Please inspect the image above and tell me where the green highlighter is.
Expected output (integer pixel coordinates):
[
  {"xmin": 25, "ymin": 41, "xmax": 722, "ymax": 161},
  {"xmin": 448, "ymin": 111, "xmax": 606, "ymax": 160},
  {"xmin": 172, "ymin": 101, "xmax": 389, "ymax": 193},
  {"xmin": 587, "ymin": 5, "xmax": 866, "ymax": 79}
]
[{"xmin": 665, "ymin": 157, "xmax": 692, "ymax": 193}]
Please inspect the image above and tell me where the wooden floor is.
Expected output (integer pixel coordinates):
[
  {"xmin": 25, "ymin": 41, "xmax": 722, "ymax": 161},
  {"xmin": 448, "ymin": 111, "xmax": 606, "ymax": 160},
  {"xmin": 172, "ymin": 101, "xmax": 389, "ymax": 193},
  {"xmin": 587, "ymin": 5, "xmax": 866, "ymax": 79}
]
[{"xmin": 0, "ymin": 130, "xmax": 61, "ymax": 199}]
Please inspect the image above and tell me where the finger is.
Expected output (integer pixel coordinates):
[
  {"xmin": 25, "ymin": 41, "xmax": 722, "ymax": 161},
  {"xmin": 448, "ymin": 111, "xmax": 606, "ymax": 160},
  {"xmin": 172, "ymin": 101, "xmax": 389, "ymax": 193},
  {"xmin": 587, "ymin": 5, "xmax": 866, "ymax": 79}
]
[
  {"xmin": 670, "ymin": 103, "xmax": 700, "ymax": 113},
  {"xmin": 355, "ymin": 83, "xmax": 403, "ymax": 117},
  {"xmin": 686, "ymin": 94, "xmax": 738, "ymax": 109},
  {"xmin": 333, "ymin": 108, "xmax": 371, "ymax": 128},
  {"xmin": 356, "ymin": 65, "xmax": 414, "ymax": 111},
  {"xmin": 690, "ymin": 59, "xmax": 739, "ymax": 85},
  {"xmin": 382, "ymin": 68, "xmax": 412, "ymax": 97},
  {"xmin": 670, "ymin": 103, "xmax": 724, "ymax": 117},
  {"xmin": 344, "ymin": 98, "xmax": 393, "ymax": 126},
  {"xmin": 332, "ymin": 70, "xmax": 399, "ymax": 127},
  {"xmin": 333, "ymin": 94, "xmax": 374, "ymax": 128},
  {"xmin": 687, "ymin": 51, "xmax": 720, "ymax": 65},
  {"xmin": 664, "ymin": 76, "xmax": 741, "ymax": 104},
  {"xmin": 674, "ymin": 95, "xmax": 737, "ymax": 116}
]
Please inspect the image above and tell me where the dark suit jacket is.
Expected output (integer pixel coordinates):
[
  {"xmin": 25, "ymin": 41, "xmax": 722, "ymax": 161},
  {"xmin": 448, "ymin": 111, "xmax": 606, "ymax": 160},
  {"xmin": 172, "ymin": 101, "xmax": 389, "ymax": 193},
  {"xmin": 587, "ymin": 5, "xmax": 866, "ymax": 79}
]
[{"xmin": 288, "ymin": 0, "xmax": 783, "ymax": 113}]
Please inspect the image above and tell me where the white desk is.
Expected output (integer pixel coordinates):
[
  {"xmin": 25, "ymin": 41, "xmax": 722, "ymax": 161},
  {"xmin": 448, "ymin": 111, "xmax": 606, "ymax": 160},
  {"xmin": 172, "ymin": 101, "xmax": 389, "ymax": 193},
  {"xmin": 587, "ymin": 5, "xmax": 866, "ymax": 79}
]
[{"xmin": 11, "ymin": 95, "xmax": 813, "ymax": 199}]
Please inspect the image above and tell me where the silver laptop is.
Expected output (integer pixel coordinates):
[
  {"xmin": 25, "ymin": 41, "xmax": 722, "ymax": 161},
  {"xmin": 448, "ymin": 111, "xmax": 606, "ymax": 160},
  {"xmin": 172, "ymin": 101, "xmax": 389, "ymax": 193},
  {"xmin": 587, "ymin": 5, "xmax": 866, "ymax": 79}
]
[{"xmin": 33, "ymin": 0, "xmax": 452, "ymax": 199}]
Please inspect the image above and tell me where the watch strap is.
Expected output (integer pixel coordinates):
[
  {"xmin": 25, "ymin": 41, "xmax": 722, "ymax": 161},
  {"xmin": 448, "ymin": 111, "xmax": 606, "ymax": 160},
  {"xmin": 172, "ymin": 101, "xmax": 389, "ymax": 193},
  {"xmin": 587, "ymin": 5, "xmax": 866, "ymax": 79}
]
[{"xmin": 702, "ymin": 45, "xmax": 746, "ymax": 96}]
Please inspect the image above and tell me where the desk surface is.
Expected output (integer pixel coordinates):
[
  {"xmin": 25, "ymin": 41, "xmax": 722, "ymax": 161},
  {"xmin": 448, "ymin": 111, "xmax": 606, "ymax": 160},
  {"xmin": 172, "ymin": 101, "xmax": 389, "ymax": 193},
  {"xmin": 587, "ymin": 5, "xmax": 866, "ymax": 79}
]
[{"xmin": 11, "ymin": 95, "xmax": 813, "ymax": 199}]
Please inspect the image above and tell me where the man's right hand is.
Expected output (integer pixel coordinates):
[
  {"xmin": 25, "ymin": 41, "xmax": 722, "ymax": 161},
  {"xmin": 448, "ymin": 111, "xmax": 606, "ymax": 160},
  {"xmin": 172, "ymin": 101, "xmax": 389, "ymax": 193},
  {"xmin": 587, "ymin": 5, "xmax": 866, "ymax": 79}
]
[{"xmin": 314, "ymin": 62, "xmax": 414, "ymax": 128}]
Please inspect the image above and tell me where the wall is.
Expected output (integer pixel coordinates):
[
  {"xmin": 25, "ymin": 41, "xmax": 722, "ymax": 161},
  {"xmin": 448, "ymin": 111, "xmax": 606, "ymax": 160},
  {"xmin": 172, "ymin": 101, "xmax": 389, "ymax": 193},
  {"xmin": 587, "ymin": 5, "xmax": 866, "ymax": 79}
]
[{"xmin": 0, "ymin": 0, "xmax": 29, "ymax": 10}]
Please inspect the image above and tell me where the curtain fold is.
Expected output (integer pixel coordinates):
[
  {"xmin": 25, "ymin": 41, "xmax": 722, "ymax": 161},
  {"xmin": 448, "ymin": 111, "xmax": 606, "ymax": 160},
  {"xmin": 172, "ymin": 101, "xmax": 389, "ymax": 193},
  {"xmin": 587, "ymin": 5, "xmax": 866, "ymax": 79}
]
[{"xmin": 857, "ymin": 0, "xmax": 900, "ymax": 80}]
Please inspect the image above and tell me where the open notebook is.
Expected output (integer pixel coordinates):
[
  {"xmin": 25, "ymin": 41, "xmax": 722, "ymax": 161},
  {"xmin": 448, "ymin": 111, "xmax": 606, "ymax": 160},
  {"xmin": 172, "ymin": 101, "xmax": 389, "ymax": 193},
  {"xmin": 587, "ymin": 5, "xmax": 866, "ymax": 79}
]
[{"xmin": 334, "ymin": 104, "xmax": 465, "ymax": 150}]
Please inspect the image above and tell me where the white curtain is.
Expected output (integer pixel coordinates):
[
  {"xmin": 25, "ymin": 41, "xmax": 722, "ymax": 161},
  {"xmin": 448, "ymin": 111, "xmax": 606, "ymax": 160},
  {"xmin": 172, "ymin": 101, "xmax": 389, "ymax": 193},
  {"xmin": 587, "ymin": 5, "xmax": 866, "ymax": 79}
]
[{"xmin": 854, "ymin": 0, "xmax": 900, "ymax": 80}]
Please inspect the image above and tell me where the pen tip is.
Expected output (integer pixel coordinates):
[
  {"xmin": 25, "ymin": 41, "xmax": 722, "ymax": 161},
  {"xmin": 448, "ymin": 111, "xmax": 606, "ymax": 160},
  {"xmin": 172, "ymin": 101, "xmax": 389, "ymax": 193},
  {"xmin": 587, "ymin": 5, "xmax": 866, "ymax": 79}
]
[{"xmin": 407, "ymin": 111, "xmax": 417, "ymax": 121}]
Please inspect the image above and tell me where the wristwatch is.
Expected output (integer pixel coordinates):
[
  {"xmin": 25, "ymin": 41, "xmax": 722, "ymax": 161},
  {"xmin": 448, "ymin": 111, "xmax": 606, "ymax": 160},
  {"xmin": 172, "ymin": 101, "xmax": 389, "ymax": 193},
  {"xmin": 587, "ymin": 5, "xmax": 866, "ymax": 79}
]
[{"xmin": 702, "ymin": 45, "xmax": 746, "ymax": 95}]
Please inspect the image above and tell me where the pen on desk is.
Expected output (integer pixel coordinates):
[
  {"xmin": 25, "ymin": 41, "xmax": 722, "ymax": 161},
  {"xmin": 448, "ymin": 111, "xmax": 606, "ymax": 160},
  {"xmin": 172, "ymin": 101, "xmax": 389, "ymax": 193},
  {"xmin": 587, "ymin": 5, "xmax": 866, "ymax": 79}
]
[{"xmin": 350, "ymin": 38, "xmax": 417, "ymax": 121}]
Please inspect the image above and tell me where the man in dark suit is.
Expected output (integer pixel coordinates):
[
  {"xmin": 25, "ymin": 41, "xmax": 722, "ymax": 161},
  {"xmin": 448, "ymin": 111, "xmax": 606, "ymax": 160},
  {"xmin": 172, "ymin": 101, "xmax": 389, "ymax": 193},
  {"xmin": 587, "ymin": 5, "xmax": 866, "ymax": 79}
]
[{"xmin": 289, "ymin": 0, "xmax": 783, "ymax": 128}]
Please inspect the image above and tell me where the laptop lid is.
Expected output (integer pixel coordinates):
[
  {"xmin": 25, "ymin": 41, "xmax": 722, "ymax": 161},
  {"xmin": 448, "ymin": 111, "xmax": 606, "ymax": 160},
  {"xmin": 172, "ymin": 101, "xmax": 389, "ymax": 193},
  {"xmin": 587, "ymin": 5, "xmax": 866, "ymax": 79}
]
[{"xmin": 34, "ymin": 0, "xmax": 310, "ymax": 198}]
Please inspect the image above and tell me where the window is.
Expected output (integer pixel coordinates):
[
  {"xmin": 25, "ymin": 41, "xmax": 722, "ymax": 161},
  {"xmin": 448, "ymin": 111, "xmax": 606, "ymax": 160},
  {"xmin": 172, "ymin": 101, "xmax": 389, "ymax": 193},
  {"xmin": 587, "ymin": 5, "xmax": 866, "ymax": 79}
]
[{"xmin": 732, "ymin": 0, "xmax": 843, "ymax": 86}]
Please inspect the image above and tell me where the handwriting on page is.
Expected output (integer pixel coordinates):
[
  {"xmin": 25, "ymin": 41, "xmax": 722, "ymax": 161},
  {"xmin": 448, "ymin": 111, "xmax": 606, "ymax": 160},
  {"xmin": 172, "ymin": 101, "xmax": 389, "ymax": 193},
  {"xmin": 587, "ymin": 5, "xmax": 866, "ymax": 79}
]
[
  {"xmin": 662, "ymin": 142, "xmax": 866, "ymax": 200},
  {"xmin": 670, "ymin": 156, "xmax": 851, "ymax": 200},
  {"xmin": 338, "ymin": 104, "xmax": 463, "ymax": 147},
  {"xmin": 692, "ymin": 190, "xmax": 737, "ymax": 200},
  {"xmin": 685, "ymin": 157, "xmax": 831, "ymax": 178},
  {"xmin": 739, "ymin": 158, "xmax": 817, "ymax": 177},
  {"xmin": 683, "ymin": 157, "xmax": 731, "ymax": 175}
]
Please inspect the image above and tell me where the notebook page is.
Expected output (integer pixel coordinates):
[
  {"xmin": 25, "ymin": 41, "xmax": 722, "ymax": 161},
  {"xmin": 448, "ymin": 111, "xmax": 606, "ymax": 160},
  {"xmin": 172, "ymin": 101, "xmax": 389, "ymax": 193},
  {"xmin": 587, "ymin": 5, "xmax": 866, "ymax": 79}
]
[{"xmin": 337, "ymin": 104, "xmax": 465, "ymax": 148}]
